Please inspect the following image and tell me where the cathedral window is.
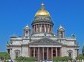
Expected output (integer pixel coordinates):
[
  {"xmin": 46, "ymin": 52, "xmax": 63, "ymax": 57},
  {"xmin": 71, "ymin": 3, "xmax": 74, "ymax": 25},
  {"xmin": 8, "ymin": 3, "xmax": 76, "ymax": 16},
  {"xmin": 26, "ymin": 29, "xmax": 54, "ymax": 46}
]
[
  {"xmin": 69, "ymin": 52, "xmax": 72, "ymax": 58},
  {"xmin": 42, "ymin": 25, "xmax": 44, "ymax": 32},
  {"xmin": 59, "ymin": 31, "xmax": 63, "ymax": 38},
  {"xmin": 15, "ymin": 50, "xmax": 20, "ymax": 58},
  {"xmin": 26, "ymin": 31, "xmax": 28, "ymax": 34},
  {"xmin": 7, "ymin": 49, "xmax": 10, "ymax": 54},
  {"xmin": 68, "ymin": 50, "xmax": 73, "ymax": 58}
]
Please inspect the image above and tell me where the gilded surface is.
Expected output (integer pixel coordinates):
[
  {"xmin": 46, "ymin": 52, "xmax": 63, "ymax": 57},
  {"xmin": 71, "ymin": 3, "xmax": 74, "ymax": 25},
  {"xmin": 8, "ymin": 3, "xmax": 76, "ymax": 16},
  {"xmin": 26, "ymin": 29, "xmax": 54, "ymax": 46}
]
[{"xmin": 35, "ymin": 9, "xmax": 50, "ymax": 16}]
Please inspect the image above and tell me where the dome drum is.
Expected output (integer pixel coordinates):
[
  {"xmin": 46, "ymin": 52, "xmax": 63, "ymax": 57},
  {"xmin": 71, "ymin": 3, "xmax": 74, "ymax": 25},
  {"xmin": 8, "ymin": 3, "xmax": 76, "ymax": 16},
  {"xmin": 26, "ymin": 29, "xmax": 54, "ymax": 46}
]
[{"xmin": 32, "ymin": 16, "xmax": 54, "ymax": 26}]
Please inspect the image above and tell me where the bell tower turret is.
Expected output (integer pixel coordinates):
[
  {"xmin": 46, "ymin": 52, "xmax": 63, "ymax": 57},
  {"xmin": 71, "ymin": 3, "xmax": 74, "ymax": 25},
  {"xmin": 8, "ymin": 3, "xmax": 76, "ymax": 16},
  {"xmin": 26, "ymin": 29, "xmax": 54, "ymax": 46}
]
[
  {"xmin": 57, "ymin": 25, "xmax": 65, "ymax": 38},
  {"xmin": 24, "ymin": 25, "xmax": 31, "ymax": 37}
]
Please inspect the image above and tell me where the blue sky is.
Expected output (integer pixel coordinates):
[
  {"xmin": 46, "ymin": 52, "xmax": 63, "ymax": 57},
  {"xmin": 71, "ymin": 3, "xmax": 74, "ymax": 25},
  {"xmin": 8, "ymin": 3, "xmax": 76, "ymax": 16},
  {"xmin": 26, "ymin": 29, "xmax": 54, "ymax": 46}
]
[{"xmin": 0, "ymin": 0, "xmax": 84, "ymax": 53}]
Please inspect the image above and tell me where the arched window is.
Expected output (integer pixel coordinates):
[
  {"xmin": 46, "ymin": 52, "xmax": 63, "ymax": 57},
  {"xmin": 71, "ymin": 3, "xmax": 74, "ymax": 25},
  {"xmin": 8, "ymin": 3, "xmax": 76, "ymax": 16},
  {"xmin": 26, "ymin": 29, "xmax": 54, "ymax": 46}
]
[
  {"xmin": 60, "ymin": 31, "xmax": 63, "ymax": 38},
  {"xmin": 42, "ymin": 25, "xmax": 44, "ymax": 32},
  {"xmin": 26, "ymin": 31, "xmax": 28, "ymax": 34},
  {"xmin": 67, "ymin": 50, "xmax": 73, "ymax": 58},
  {"xmin": 15, "ymin": 50, "xmax": 20, "ymax": 58}
]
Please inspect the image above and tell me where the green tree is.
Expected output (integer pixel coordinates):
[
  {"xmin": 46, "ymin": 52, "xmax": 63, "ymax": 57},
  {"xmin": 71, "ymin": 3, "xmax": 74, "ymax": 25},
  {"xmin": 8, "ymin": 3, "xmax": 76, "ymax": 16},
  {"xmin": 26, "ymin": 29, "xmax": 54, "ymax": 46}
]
[
  {"xmin": 82, "ymin": 46, "xmax": 84, "ymax": 56},
  {"xmin": 0, "ymin": 52, "xmax": 10, "ymax": 62}
]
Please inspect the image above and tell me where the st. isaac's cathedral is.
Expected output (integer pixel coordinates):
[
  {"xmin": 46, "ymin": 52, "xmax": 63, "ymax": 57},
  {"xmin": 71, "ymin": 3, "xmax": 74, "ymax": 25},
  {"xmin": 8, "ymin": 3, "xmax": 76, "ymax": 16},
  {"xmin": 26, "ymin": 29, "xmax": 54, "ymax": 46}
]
[{"xmin": 7, "ymin": 3, "xmax": 79, "ymax": 61}]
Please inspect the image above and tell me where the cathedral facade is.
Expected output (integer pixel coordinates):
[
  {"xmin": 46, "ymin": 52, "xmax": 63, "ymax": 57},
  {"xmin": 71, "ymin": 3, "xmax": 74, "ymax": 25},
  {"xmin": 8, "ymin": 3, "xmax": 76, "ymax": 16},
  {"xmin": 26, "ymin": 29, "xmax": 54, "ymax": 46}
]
[{"xmin": 7, "ymin": 3, "xmax": 79, "ymax": 61}]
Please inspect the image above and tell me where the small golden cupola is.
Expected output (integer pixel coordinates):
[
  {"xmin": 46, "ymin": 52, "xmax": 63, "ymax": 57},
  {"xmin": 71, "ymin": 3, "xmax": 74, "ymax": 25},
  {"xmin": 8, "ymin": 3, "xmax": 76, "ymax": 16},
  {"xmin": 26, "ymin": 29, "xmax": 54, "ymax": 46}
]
[{"xmin": 35, "ymin": 3, "xmax": 50, "ymax": 16}]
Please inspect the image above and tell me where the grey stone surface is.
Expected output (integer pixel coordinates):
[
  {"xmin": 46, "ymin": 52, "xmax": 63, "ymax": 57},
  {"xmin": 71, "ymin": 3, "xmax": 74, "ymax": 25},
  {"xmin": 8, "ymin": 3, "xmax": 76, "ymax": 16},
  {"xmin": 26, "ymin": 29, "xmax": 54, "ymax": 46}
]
[{"xmin": 29, "ymin": 38, "xmax": 62, "ymax": 45}]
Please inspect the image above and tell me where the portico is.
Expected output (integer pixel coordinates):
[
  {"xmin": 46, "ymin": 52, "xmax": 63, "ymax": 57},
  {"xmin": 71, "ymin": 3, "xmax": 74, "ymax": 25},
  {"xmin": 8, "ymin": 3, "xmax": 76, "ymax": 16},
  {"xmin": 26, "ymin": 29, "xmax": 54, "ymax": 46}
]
[
  {"xmin": 29, "ymin": 47, "xmax": 61, "ymax": 60},
  {"xmin": 28, "ymin": 37, "xmax": 62, "ymax": 61}
]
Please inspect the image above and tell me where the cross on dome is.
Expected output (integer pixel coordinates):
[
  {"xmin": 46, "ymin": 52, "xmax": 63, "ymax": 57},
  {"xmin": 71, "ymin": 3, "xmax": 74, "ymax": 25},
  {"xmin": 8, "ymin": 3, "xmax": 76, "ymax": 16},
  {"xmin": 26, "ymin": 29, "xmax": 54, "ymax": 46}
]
[
  {"xmin": 35, "ymin": 3, "xmax": 50, "ymax": 16},
  {"xmin": 41, "ymin": 2, "xmax": 45, "ymax": 6}
]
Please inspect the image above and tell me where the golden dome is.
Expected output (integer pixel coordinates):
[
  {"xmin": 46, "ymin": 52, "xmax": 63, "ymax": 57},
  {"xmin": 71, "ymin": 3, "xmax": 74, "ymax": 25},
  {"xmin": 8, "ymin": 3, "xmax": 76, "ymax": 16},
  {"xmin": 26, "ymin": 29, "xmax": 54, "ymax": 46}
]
[{"xmin": 35, "ymin": 3, "xmax": 50, "ymax": 16}]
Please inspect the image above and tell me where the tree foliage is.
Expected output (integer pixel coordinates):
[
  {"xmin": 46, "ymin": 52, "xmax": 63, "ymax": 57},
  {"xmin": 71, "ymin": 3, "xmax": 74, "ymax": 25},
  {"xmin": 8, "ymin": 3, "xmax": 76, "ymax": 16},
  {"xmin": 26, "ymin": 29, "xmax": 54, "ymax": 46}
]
[
  {"xmin": 82, "ymin": 46, "xmax": 84, "ymax": 56},
  {"xmin": 0, "ymin": 52, "xmax": 10, "ymax": 62},
  {"xmin": 76, "ymin": 54, "xmax": 84, "ymax": 60},
  {"xmin": 0, "ymin": 52, "xmax": 10, "ymax": 60},
  {"xmin": 53, "ymin": 56, "xmax": 72, "ymax": 62}
]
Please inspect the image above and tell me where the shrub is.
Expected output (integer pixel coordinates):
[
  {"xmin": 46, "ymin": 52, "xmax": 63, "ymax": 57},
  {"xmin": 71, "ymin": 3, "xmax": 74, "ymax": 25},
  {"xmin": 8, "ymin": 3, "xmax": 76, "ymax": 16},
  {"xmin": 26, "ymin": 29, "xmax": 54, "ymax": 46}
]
[
  {"xmin": 76, "ymin": 55, "xmax": 84, "ymax": 60},
  {"xmin": 53, "ymin": 56, "xmax": 72, "ymax": 62},
  {"xmin": 15, "ymin": 56, "xmax": 36, "ymax": 62}
]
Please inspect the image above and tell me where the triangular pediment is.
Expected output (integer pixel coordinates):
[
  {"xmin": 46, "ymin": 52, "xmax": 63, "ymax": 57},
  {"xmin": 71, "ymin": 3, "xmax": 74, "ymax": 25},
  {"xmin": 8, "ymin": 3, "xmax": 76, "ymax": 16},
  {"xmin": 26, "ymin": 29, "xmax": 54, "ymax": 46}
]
[{"xmin": 29, "ymin": 38, "xmax": 62, "ymax": 45}]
